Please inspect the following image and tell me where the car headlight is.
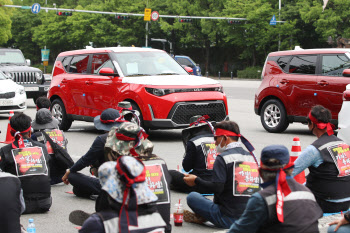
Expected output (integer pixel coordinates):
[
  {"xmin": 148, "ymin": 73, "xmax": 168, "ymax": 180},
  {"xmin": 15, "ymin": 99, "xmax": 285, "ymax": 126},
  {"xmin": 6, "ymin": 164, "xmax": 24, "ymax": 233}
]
[
  {"xmin": 214, "ymin": 86, "xmax": 224, "ymax": 93},
  {"xmin": 4, "ymin": 72, "xmax": 12, "ymax": 79},
  {"xmin": 16, "ymin": 87, "xmax": 25, "ymax": 95},
  {"xmin": 145, "ymin": 87, "xmax": 175, "ymax": 96},
  {"xmin": 35, "ymin": 72, "xmax": 42, "ymax": 80}
]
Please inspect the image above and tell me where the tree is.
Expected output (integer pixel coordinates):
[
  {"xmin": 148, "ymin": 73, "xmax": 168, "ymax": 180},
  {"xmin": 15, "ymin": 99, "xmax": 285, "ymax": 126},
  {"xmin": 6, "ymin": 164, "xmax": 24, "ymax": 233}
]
[
  {"xmin": 299, "ymin": 0, "xmax": 350, "ymax": 47},
  {"xmin": 0, "ymin": 0, "xmax": 13, "ymax": 45}
]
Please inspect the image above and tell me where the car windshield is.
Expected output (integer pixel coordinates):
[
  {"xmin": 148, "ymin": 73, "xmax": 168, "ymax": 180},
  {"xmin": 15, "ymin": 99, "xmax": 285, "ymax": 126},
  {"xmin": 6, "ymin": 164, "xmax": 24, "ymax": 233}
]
[
  {"xmin": 0, "ymin": 51, "xmax": 26, "ymax": 64},
  {"xmin": 0, "ymin": 72, "xmax": 6, "ymax": 80},
  {"xmin": 112, "ymin": 51, "xmax": 188, "ymax": 76}
]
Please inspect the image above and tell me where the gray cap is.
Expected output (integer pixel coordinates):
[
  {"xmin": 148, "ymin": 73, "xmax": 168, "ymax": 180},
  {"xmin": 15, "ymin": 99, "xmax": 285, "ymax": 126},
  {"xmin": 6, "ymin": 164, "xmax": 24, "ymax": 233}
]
[{"xmin": 32, "ymin": 108, "xmax": 59, "ymax": 130}]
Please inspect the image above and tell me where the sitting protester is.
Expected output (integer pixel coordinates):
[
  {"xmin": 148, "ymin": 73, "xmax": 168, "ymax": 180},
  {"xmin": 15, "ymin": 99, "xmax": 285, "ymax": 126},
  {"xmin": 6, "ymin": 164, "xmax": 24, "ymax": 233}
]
[
  {"xmin": 62, "ymin": 108, "xmax": 121, "ymax": 198},
  {"xmin": 31, "ymin": 108, "xmax": 67, "ymax": 185},
  {"xmin": 105, "ymin": 122, "xmax": 171, "ymax": 233},
  {"xmin": 0, "ymin": 169, "xmax": 26, "ymax": 233},
  {"xmin": 182, "ymin": 121, "xmax": 259, "ymax": 228},
  {"xmin": 293, "ymin": 105, "xmax": 350, "ymax": 213},
  {"xmin": 35, "ymin": 96, "xmax": 51, "ymax": 110},
  {"xmin": 169, "ymin": 115, "xmax": 216, "ymax": 194},
  {"xmin": 79, "ymin": 157, "xmax": 166, "ymax": 233},
  {"xmin": 228, "ymin": 145, "xmax": 322, "ymax": 233},
  {"xmin": 0, "ymin": 113, "xmax": 51, "ymax": 214}
]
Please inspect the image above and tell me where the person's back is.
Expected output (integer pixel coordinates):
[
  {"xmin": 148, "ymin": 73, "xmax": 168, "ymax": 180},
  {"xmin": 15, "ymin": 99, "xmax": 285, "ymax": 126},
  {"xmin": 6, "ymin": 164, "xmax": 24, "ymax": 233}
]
[
  {"xmin": 80, "ymin": 158, "xmax": 166, "ymax": 233},
  {"xmin": 0, "ymin": 113, "xmax": 51, "ymax": 214},
  {"xmin": 104, "ymin": 122, "xmax": 172, "ymax": 232},
  {"xmin": 0, "ymin": 171, "xmax": 23, "ymax": 233},
  {"xmin": 228, "ymin": 145, "xmax": 322, "ymax": 233},
  {"xmin": 258, "ymin": 179, "xmax": 321, "ymax": 233},
  {"xmin": 31, "ymin": 108, "xmax": 67, "ymax": 185},
  {"xmin": 293, "ymin": 105, "xmax": 350, "ymax": 213}
]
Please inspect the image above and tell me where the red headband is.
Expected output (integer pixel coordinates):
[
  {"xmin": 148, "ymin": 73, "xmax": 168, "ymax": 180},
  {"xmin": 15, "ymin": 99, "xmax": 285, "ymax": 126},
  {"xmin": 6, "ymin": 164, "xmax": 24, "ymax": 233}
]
[
  {"xmin": 261, "ymin": 160, "xmax": 294, "ymax": 223},
  {"xmin": 100, "ymin": 117, "xmax": 117, "ymax": 124},
  {"xmin": 115, "ymin": 129, "xmax": 149, "ymax": 157},
  {"xmin": 308, "ymin": 112, "xmax": 335, "ymax": 136},
  {"xmin": 214, "ymin": 128, "xmax": 241, "ymax": 137},
  {"xmin": 11, "ymin": 126, "xmax": 31, "ymax": 149}
]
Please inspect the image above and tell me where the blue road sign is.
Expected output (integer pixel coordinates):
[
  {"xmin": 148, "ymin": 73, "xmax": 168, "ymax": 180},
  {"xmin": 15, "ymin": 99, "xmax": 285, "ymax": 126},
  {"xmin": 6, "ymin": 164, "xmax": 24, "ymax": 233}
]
[
  {"xmin": 270, "ymin": 14, "xmax": 277, "ymax": 25},
  {"xmin": 31, "ymin": 3, "xmax": 41, "ymax": 14}
]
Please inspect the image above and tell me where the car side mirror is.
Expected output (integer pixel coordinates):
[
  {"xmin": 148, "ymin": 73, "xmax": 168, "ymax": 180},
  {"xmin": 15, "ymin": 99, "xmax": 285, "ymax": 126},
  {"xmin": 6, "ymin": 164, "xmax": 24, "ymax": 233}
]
[
  {"xmin": 26, "ymin": 59, "xmax": 31, "ymax": 66},
  {"xmin": 99, "ymin": 68, "xmax": 119, "ymax": 77},
  {"xmin": 343, "ymin": 69, "xmax": 350, "ymax": 77}
]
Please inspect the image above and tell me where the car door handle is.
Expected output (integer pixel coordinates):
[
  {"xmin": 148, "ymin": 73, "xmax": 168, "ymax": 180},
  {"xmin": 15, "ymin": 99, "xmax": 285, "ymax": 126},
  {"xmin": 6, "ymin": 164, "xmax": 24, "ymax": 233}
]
[
  {"xmin": 317, "ymin": 81, "xmax": 329, "ymax": 86},
  {"xmin": 280, "ymin": 79, "xmax": 289, "ymax": 84},
  {"xmin": 85, "ymin": 81, "xmax": 93, "ymax": 85},
  {"xmin": 61, "ymin": 79, "xmax": 68, "ymax": 84}
]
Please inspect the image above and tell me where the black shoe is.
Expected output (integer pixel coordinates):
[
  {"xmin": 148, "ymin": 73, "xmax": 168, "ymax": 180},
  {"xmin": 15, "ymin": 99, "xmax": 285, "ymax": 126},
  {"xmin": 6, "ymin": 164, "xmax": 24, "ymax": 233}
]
[{"xmin": 69, "ymin": 210, "xmax": 91, "ymax": 226}]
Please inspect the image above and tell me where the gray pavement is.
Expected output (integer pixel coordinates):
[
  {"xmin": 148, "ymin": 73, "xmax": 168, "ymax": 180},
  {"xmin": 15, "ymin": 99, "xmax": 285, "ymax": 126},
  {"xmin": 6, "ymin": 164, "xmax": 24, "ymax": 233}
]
[{"xmin": 0, "ymin": 79, "xmax": 334, "ymax": 232}]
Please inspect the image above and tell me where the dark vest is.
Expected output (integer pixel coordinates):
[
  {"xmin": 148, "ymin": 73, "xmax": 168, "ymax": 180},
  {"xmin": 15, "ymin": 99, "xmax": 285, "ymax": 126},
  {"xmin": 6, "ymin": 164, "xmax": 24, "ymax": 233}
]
[
  {"xmin": 0, "ymin": 172, "xmax": 22, "ymax": 233},
  {"xmin": 188, "ymin": 133, "xmax": 216, "ymax": 179},
  {"xmin": 96, "ymin": 208, "xmax": 166, "ymax": 233},
  {"xmin": 0, "ymin": 139, "xmax": 51, "ymax": 202},
  {"xmin": 215, "ymin": 147, "xmax": 254, "ymax": 219},
  {"xmin": 33, "ymin": 129, "xmax": 68, "ymax": 176},
  {"xmin": 140, "ymin": 156, "xmax": 171, "ymax": 233},
  {"xmin": 308, "ymin": 134, "xmax": 350, "ymax": 199},
  {"xmin": 33, "ymin": 129, "xmax": 68, "ymax": 155},
  {"xmin": 258, "ymin": 179, "xmax": 322, "ymax": 233}
]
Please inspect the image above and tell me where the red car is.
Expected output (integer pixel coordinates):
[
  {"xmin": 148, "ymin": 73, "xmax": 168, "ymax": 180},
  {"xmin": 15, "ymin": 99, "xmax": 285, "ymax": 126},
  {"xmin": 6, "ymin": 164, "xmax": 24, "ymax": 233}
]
[
  {"xmin": 48, "ymin": 47, "xmax": 228, "ymax": 131},
  {"xmin": 255, "ymin": 48, "xmax": 350, "ymax": 133}
]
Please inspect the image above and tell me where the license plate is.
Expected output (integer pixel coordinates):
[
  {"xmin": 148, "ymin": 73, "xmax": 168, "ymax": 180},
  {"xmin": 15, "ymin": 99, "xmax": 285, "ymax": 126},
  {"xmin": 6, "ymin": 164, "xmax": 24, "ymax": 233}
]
[
  {"xmin": 0, "ymin": 100, "xmax": 13, "ymax": 106},
  {"xmin": 25, "ymin": 87, "xmax": 39, "ymax": 91}
]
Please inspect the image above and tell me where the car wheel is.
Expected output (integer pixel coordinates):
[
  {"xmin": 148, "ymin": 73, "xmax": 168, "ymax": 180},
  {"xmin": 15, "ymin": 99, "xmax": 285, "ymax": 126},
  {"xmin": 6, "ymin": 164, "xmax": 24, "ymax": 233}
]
[
  {"xmin": 130, "ymin": 102, "xmax": 149, "ymax": 132},
  {"xmin": 260, "ymin": 99, "xmax": 289, "ymax": 133},
  {"xmin": 51, "ymin": 99, "xmax": 73, "ymax": 131}
]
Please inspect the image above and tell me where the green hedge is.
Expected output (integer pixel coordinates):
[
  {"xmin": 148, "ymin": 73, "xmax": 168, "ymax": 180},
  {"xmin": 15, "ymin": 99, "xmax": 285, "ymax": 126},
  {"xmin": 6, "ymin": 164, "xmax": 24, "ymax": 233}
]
[
  {"xmin": 237, "ymin": 66, "xmax": 262, "ymax": 79},
  {"xmin": 32, "ymin": 64, "xmax": 53, "ymax": 74}
]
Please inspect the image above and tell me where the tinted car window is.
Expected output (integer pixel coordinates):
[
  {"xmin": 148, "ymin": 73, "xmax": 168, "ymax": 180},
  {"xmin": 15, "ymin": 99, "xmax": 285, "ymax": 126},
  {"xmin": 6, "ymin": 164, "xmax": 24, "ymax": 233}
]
[
  {"xmin": 92, "ymin": 54, "xmax": 115, "ymax": 74},
  {"xmin": 322, "ymin": 55, "xmax": 350, "ymax": 76},
  {"xmin": 289, "ymin": 55, "xmax": 317, "ymax": 74},
  {"xmin": 62, "ymin": 56, "xmax": 73, "ymax": 72},
  {"xmin": 177, "ymin": 57, "xmax": 193, "ymax": 67},
  {"xmin": 69, "ymin": 55, "xmax": 89, "ymax": 74},
  {"xmin": 277, "ymin": 56, "xmax": 291, "ymax": 72}
]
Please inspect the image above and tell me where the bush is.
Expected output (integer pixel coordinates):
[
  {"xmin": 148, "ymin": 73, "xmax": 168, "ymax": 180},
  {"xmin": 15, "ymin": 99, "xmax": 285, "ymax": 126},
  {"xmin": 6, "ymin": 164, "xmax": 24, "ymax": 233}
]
[
  {"xmin": 237, "ymin": 66, "xmax": 262, "ymax": 79},
  {"xmin": 32, "ymin": 64, "xmax": 53, "ymax": 74}
]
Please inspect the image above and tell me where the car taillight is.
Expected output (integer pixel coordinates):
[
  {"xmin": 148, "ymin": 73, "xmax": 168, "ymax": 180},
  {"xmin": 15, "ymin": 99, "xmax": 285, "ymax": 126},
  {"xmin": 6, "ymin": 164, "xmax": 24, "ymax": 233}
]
[{"xmin": 343, "ymin": 90, "xmax": 350, "ymax": 101}]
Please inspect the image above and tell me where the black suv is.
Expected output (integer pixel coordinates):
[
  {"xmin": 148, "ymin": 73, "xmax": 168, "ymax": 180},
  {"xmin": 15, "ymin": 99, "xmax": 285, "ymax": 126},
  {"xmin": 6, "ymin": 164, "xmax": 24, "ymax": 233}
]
[{"xmin": 0, "ymin": 48, "xmax": 50, "ymax": 101}]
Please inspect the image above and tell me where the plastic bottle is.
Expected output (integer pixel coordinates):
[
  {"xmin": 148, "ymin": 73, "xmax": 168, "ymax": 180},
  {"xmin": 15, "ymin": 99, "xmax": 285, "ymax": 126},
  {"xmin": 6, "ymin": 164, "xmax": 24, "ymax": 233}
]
[
  {"xmin": 173, "ymin": 203, "xmax": 184, "ymax": 226},
  {"xmin": 27, "ymin": 218, "xmax": 36, "ymax": 233}
]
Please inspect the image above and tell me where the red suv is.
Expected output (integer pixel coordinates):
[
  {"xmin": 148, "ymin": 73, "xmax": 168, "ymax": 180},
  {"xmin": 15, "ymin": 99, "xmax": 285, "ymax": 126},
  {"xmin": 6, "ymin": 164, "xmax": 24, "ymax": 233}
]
[
  {"xmin": 48, "ymin": 47, "xmax": 228, "ymax": 131},
  {"xmin": 255, "ymin": 48, "xmax": 350, "ymax": 133}
]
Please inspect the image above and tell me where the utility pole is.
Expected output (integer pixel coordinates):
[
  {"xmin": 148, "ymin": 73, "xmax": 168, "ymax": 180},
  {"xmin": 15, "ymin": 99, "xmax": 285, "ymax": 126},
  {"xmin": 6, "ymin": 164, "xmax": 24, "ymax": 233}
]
[{"xmin": 278, "ymin": 0, "xmax": 281, "ymax": 51}]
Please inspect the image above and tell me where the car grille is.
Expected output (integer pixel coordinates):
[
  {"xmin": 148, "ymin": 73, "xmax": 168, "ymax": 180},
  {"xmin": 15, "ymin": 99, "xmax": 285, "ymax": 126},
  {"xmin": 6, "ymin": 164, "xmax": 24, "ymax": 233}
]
[
  {"xmin": 0, "ymin": 92, "xmax": 15, "ymax": 99},
  {"xmin": 171, "ymin": 102, "xmax": 227, "ymax": 124},
  {"xmin": 11, "ymin": 72, "xmax": 37, "ymax": 84}
]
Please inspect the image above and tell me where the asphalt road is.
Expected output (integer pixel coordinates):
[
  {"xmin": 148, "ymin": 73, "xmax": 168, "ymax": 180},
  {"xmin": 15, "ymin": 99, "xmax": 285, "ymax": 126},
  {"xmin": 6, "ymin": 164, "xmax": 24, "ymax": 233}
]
[{"xmin": 0, "ymin": 79, "xmax": 318, "ymax": 232}]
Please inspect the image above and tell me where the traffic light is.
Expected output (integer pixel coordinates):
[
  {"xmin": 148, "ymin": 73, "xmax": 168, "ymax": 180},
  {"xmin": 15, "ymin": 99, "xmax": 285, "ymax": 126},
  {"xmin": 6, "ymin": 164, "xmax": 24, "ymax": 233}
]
[
  {"xmin": 179, "ymin": 18, "xmax": 192, "ymax": 23},
  {"xmin": 57, "ymin": 11, "xmax": 72, "ymax": 16},
  {"xmin": 228, "ymin": 20, "xmax": 242, "ymax": 24},
  {"xmin": 115, "ymin": 15, "xmax": 130, "ymax": 20}
]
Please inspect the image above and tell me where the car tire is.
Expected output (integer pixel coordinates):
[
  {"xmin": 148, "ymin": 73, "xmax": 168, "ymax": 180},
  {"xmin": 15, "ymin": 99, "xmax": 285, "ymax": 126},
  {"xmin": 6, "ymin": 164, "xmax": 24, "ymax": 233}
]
[
  {"xmin": 260, "ymin": 99, "xmax": 289, "ymax": 133},
  {"xmin": 130, "ymin": 102, "xmax": 149, "ymax": 132},
  {"xmin": 51, "ymin": 99, "xmax": 73, "ymax": 131}
]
